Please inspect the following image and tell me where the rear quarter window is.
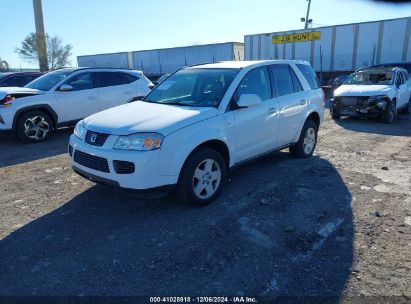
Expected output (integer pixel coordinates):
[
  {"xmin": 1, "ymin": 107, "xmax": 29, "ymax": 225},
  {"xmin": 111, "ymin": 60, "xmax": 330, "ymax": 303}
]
[
  {"xmin": 296, "ymin": 64, "xmax": 320, "ymax": 89},
  {"xmin": 124, "ymin": 73, "xmax": 139, "ymax": 84}
]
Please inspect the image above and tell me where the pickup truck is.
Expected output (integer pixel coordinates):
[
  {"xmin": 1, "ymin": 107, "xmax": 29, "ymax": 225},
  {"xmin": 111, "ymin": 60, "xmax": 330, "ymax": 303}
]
[{"xmin": 330, "ymin": 67, "xmax": 411, "ymax": 123}]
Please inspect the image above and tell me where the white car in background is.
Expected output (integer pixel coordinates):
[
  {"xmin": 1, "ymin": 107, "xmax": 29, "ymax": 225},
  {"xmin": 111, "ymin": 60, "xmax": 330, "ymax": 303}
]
[
  {"xmin": 0, "ymin": 68, "xmax": 154, "ymax": 142},
  {"xmin": 69, "ymin": 60, "xmax": 324, "ymax": 206},
  {"xmin": 330, "ymin": 67, "xmax": 411, "ymax": 123}
]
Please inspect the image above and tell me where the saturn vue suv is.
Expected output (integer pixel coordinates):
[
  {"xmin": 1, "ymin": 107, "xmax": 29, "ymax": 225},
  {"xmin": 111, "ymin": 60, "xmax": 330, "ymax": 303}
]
[{"xmin": 69, "ymin": 60, "xmax": 325, "ymax": 206}]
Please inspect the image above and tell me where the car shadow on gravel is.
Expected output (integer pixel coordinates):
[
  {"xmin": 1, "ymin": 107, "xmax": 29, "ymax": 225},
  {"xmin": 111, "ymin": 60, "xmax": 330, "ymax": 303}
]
[
  {"xmin": 334, "ymin": 113, "xmax": 411, "ymax": 136},
  {"xmin": 0, "ymin": 128, "xmax": 73, "ymax": 168},
  {"xmin": 0, "ymin": 152, "xmax": 354, "ymax": 301}
]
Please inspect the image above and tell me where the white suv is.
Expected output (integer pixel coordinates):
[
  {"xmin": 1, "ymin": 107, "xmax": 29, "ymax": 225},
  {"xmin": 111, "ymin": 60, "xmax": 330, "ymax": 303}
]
[
  {"xmin": 330, "ymin": 67, "xmax": 411, "ymax": 123},
  {"xmin": 69, "ymin": 60, "xmax": 324, "ymax": 206},
  {"xmin": 0, "ymin": 68, "xmax": 153, "ymax": 142}
]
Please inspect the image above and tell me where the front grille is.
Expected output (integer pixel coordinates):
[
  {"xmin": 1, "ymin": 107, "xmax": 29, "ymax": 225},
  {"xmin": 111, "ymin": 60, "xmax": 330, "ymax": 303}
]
[
  {"xmin": 340, "ymin": 97, "xmax": 369, "ymax": 109},
  {"xmin": 113, "ymin": 160, "xmax": 135, "ymax": 174},
  {"xmin": 85, "ymin": 130, "xmax": 109, "ymax": 147},
  {"xmin": 74, "ymin": 150, "xmax": 110, "ymax": 173},
  {"xmin": 68, "ymin": 144, "xmax": 73, "ymax": 157}
]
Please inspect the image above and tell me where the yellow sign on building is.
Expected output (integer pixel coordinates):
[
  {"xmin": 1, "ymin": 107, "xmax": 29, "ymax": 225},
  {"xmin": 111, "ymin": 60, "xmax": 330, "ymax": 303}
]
[{"xmin": 272, "ymin": 31, "xmax": 321, "ymax": 44}]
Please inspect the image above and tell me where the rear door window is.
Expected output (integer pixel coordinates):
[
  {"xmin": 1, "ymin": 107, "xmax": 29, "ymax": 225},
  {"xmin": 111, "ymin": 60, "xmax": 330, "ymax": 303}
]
[
  {"xmin": 269, "ymin": 64, "xmax": 296, "ymax": 96},
  {"xmin": 296, "ymin": 64, "xmax": 320, "ymax": 89},
  {"xmin": 95, "ymin": 72, "xmax": 129, "ymax": 88}
]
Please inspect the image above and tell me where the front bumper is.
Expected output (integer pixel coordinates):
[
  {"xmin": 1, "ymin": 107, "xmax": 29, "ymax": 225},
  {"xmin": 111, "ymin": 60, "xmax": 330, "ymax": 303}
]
[
  {"xmin": 69, "ymin": 134, "xmax": 178, "ymax": 191},
  {"xmin": 331, "ymin": 96, "xmax": 387, "ymax": 117},
  {"xmin": 0, "ymin": 107, "xmax": 14, "ymax": 131}
]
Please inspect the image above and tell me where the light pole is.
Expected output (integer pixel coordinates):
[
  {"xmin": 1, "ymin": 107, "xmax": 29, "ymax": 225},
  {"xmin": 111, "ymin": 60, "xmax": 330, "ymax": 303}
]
[
  {"xmin": 304, "ymin": 0, "xmax": 312, "ymax": 29},
  {"xmin": 300, "ymin": 0, "xmax": 312, "ymax": 29},
  {"xmin": 33, "ymin": 0, "xmax": 48, "ymax": 71}
]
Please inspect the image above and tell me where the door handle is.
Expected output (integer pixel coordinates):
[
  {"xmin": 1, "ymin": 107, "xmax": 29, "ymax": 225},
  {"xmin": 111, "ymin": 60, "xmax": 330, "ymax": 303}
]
[
  {"xmin": 268, "ymin": 107, "xmax": 277, "ymax": 115},
  {"xmin": 122, "ymin": 91, "xmax": 132, "ymax": 94},
  {"xmin": 87, "ymin": 96, "xmax": 97, "ymax": 100},
  {"xmin": 299, "ymin": 99, "xmax": 307, "ymax": 106}
]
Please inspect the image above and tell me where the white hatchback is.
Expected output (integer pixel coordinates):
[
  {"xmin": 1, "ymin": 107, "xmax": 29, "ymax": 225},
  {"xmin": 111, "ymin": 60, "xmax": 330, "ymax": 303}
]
[{"xmin": 69, "ymin": 60, "xmax": 324, "ymax": 206}]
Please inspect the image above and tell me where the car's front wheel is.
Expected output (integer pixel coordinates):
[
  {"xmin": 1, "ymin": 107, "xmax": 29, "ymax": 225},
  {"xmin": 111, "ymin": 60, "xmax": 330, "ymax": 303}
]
[
  {"xmin": 16, "ymin": 110, "xmax": 54, "ymax": 143},
  {"xmin": 289, "ymin": 120, "xmax": 318, "ymax": 158},
  {"xmin": 176, "ymin": 147, "xmax": 227, "ymax": 206},
  {"xmin": 402, "ymin": 98, "xmax": 410, "ymax": 114},
  {"xmin": 382, "ymin": 101, "xmax": 396, "ymax": 124},
  {"xmin": 330, "ymin": 105, "xmax": 341, "ymax": 120}
]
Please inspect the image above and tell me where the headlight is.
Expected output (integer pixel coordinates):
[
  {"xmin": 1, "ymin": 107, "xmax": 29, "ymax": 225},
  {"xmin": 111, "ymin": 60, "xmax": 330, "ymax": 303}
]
[
  {"xmin": 368, "ymin": 95, "xmax": 388, "ymax": 108},
  {"xmin": 114, "ymin": 133, "xmax": 164, "ymax": 151},
  {"xmin": 368, "ymin": 95, "xmax": 388, "ymax": 101},
  {"xmin": 74, "ymin": 120, "xmax": 86, "ymax": 140}
]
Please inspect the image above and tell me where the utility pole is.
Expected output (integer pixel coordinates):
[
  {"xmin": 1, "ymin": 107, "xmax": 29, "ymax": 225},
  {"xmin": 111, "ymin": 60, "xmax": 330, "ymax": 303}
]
[
  {"xmin": 33, "ymin": 0, "xmax": 48, "ymax": 71},
  {"xmin": 304, "ymin": 0, "xmax": 312, "ymax": 29},
  {"xmin": 300, "ymin": 0, "xmax": 313, "ymax": 29}
]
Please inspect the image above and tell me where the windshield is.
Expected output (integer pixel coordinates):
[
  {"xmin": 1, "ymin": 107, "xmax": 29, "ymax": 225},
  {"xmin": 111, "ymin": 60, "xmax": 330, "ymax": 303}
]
[
  {"xmin": 24, "ymin": 70, "xmax": 73, "ymax": 91},
  {"xmin": 344, "ymin": 71, "xmax": 393, "ymax": 85},
  {"xmin": 144, "ymin": 68, "xmax": 239, "ymax": 107}
]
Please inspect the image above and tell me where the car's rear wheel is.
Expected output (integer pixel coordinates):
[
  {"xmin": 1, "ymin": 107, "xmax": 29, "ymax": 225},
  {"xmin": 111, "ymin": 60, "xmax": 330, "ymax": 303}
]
[
  {"xmin": 289, "ymin": 120, "xmax": 318, "ymax": 158},
  {"xmin": 16, "ymin": 110, "xmax": 54, "ymax": 143},
  {"xmin": 382, "ymin": 101, "xmax": 396, "ymax": 124},
  {"xmin": 176, "ymin": 147, "xmax": 227, "ymax": 206}
]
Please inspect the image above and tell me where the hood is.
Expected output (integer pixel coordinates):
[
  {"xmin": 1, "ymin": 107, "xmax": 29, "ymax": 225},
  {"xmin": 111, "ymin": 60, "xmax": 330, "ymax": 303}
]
[
  {"xmin": 83, "ymin": 101, "xmax": 219, "ymax": 136},
  {"xmin": 0, "ymin": 87, "xmax": 43, "ymax": 99},
  {"xmin": 334, "ymin": 84, "xmax": 392, "ymax": 97}
]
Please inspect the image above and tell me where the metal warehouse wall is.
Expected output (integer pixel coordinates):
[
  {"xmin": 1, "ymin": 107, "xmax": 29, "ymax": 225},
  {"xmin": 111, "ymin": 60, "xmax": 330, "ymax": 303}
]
[
  {"xmin": 245, "ymin": 17, "xmax": 411, "ymax": 72},
  {"xmin": 77, "ymin": 43, "xmax": 244, "ymax": 76},
  {"xmin": 77, "ymin": 52, "xmax": 130, "ymax": 69},
  {"xmin": 132, "ymin": 42, "xmax": 244, "ymax": 76}
]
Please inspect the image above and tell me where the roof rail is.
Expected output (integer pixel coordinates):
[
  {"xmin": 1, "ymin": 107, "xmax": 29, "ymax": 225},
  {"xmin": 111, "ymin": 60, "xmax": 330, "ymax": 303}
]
[{"xmin": 184, "ymin": 61, "xmax": 223, "ymax": 68}]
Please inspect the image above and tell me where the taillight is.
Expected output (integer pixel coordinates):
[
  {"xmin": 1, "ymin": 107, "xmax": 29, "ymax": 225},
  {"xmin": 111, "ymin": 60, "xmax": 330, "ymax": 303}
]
[{"xmin": 322, "ymin": 89, "xmax": 326, "ymax": 106}]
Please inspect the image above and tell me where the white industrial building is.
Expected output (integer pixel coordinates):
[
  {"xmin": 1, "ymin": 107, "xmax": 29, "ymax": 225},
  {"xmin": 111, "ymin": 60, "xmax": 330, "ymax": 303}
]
[
  {"xmin": 77, "ymin": 42, "xmax": 244, "ymax": 77},
  {"xmin": 245, "ymin": 17, "xmax": 411, "ymax": 73}
]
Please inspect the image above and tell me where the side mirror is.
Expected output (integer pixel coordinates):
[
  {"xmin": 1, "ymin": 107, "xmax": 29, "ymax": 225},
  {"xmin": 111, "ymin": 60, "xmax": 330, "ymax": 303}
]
[
  {"xmin": 236, "ymin": 94, "xmax": 262, "ymax": 108},
  {"xmin": 59, "ymin": 84, "xmax": 73, "ymax": 92}
]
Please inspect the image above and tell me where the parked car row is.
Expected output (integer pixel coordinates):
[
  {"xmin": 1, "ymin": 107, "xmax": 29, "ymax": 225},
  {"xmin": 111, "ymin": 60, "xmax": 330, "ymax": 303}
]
[{"xmin": 3, "ymin": 60, "xmax": 410, "ymax": 204}]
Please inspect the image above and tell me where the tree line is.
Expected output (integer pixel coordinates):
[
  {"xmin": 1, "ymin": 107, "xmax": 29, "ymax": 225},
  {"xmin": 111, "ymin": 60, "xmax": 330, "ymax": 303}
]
[{"xmin": 1, "ymin": 32, "xmax": 72, "ymax": 72}]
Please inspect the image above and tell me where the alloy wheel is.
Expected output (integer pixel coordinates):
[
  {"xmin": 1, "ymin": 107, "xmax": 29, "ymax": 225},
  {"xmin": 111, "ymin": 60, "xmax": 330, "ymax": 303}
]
[
  {"xmin": 303, "ymin": 127, "xmax": 316, "ymax": 155},
  {"xmin": 192, "ymin": 158, "xmax": 222, "ymax": 199},
  {"xmin": 24, "ymin": 116, "xmax": 50, "ymax": 140}
]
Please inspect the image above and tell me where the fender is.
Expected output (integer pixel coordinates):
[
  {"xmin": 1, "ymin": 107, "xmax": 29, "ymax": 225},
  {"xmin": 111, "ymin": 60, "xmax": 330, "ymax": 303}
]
[
  {"xmin": 292, "ymin": 105, "xmax": 322, "ymax": 143},
  {"xmin": 158, "ymin": 116, "xmax": 234, "ymax": 176},
  {"xmin": 12, "ymin": 104, "xmax": 58, "ymax": 130}
]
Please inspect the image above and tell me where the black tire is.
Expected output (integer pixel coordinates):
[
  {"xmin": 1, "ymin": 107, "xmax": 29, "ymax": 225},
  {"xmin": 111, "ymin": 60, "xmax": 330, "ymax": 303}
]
[
  {"xmin": 382, "ymin": 101, "xmax": 396, "ymax": 124},
  {"xmin": 176, "ymin": 147, "xmax": 227, "ymax": 207},
  {"xmin": 16, "ymin": 110, "xmax": 54, "ymax": 143},
  {"xmin": 402, "ymin": 100, "xmax": 410, "ymax": 114},
  {"xmin": 289, "ymin": 120, "xmax": 318, "ymax": 158},
  {"xmin": 329, "ymin": 104, "xmax": 341, "ymax": 120}
]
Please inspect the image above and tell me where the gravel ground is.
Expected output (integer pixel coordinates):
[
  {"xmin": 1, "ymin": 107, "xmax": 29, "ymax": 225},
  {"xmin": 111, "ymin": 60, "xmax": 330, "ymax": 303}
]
[{"xmin": 0, "ymin": 111, "xmax": 410, "ymax": 302}]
